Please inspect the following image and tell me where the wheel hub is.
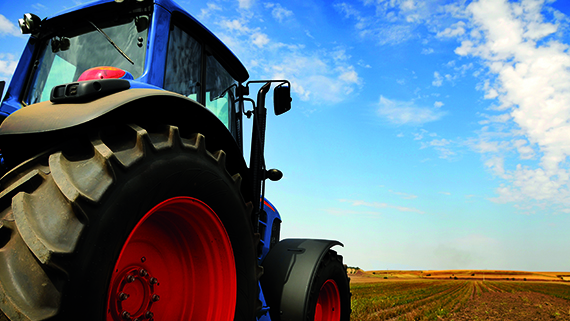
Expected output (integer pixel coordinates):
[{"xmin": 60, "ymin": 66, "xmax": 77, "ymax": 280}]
[
  {"xmin": 110, "ymin": 266, "xmax": 159, "ymax": 321},
  {"xmin": 105, "ymin": 197, "xmax": 237, "ymax": 321}
]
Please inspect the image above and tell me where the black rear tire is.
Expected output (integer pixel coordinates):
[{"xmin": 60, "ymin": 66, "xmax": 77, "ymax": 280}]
[{"xmin": 0, "ymin": 124, "xmax": 259, "ymax": 321}]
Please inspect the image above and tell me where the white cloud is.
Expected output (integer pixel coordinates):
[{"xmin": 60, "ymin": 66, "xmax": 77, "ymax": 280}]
[
  {"xmin": 490, "ymin": 165, "xmax": 570, "ymax": 205},
  {"xmin": 0, "ymin": 15, "xmax": 21, "ymax": 37},
  {"xmin": 0, "ymin": 53, "xmax": 18, "ymax": 77},
  {"xmin": 468, "ymin": 137, "xmax": 505, "ymax": 154},
  {"xmin": 210, "ymin": 8, "xmax": 362, "ymax": 105},
  {"xmin": 446, "ymin": 0, "xmax": 570, "ymax": 209},
  {"xmin": 478, "ymin": 112, "xmax": 510, "ymax": 125},
  {"xmin": 198, "ymin": 3, "xmax": 222, "ymax": 19},
  {"xmin": 484, "ymin": 156, "xmax": 507, "ymax": 179},
  {"xmin": 268, "ymin": 51, "xmax": 362, "ymax": 104},
  {"xmin": 434, "ymin": 101, "xmax": 444, "ymax": 108},
  {"xmin": 331, "ymin": 48, "xmax": 350, "ymax": 62},
  {"xmin": 513, "ymin": 139, "xmax": 535, "ymax": 160},
  {"xmin": 389, "ymin": 189, "xmax": 418, "ymax": 199},
  {"xmin": 432, "ymin": 71, "xmax": 443, "ymax": 86},
  {"xmin": 251, "ymin": 32, "xmax": 269, "ymax": 48},
  {"xmin": 413, "ymin": 128, "xmax": 437, "ymax": 140},
  {"xmin": 238, "ymin": 0, "xmax": 254, "ymax": 9},
  {"xmin": 437, "ymin": 21, "xmax": 466, "ymax": 38},
  {"xmin": 265, "ymin": 3, "xmax": 293, "ymax": 23},
  {"xmin": 334, "ymin": 0, "xmax": 439, "ymax": 46},
  {"xmin": 420, "ymin": 138, "xmax": 457, "ymax": 159},
  {"xmin": 219, "ymin": 18, "xmax": 254, "ymax": 34},
  {"xmin": 427, "ymin": 138, "xmax": 450, "ymax": 147},
  {"xmin": 338, "ymin": 66, "xmax": 360, "ymax": 84},
  {"xmin": 377, "ymin": 96, "xmax": 446, "ymax": 125},
  {"xmin": 31, "ymin": 3, "xmax": 47, "ymax": 11}
]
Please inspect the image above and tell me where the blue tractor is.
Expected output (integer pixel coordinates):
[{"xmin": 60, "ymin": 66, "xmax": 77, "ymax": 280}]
[{"xmin": 0, "ymin": 0, "xmax": 350, "ymax": 320}]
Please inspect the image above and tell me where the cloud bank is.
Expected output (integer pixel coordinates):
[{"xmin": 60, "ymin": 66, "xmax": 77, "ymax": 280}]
[{"xmin": 451, "ymin": 0, "xmax": 570, "ymax": 209}]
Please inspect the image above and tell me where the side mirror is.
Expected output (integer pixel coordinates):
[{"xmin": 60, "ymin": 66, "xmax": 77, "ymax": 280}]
[
  {"xmin": 274, "ymin": 84, "xmax": 291, "ymax": 115},
  {"xmin": 135, "ymin": 16, "xmax": 150, "ymax": 33},
  {"xmin": 0, "ymin": 81, "xmax": 5, "ymax": 101}
]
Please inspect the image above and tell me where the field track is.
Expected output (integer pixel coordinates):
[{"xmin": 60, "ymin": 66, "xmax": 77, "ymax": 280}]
[{"xmin": 350, "ymin": 279, "xmax": 570, "ymax": 320}]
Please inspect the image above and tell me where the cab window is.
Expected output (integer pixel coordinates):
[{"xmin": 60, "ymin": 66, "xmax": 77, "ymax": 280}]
[
  {"xmin": 205, "ymin": 54, "xmax": 236, "ymax": 129},
  {"xmin": 164, "ymin": 18, "xmax": 238, "ymax": 130},
  {"xmin": 164, "ymin": 24, "xmax": 201, "ymax": 101},
  {"xmin": 25, "ymin": 12, "xmax": 149, "ymax": 104}
]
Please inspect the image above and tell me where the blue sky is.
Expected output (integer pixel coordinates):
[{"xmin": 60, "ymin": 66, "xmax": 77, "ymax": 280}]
[{"xmin": 1, "ymin": 0, "xmax": 569, "ymax": 271}]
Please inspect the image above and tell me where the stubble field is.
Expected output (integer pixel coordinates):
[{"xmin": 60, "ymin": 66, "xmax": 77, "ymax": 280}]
[{"xmin": 349, "ymin": 270, "xmax": 570, "ymax": 321}]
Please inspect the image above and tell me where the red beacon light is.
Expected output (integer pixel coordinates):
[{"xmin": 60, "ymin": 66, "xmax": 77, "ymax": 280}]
[{"xmin": 78, "ymin": 66, "xmax": 134, "ymax": 81}]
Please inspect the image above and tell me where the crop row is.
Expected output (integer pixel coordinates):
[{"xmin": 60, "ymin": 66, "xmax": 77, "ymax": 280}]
[
  {"xmin": 486, "ymin": 281, "xmax": 570, "ymax": 300},
  {"xmin": 350, "ymin": 280, "xmax": 474, "ymax": 320}
]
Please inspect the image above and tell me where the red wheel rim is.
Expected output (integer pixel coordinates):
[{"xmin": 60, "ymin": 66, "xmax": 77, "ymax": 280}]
[
  {"xmin": 314, "ymin": 279, "xmax": 341, "ymax": 321},
  {"xmin": 106, "ymin": 197, "xmax": 236, "ymax": 321}
]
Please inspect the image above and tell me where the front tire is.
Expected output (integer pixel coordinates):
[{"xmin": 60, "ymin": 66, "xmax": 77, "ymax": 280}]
[
  {"xmin": 307, "ymin": 250, "xmax": 351, "ymax": 321},
  {"xmin": 0, "ymin": 124, "xmax": 259, "ymax": 321}
]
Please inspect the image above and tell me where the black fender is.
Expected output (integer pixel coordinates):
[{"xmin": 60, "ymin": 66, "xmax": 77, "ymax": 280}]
[
  {"xmin": 0, "ymin": 88, "xmax": 251, "ymax": 199},
  {"xmin": 260, "ymin": 238, "xmax": 343, "ymax": 320}
]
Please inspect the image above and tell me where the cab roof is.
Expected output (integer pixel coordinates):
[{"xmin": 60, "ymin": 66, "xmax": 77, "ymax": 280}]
[{"xmin": 41, "ymin": 0, "xmax": 249, "ymax": 82}]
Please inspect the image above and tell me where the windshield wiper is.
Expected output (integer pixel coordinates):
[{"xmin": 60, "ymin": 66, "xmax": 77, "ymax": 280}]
[{"xmin": 89, "ymin": 20, "xmax": 134, "ymax": 65}]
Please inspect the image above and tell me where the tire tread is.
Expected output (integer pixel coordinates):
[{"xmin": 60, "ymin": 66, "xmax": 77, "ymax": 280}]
[{"xmin": 0, "ymin": 123, "xmax": 258, "ymax": 321}]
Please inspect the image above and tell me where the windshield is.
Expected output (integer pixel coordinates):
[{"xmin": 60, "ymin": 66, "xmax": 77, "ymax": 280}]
[{"xmin": 25, "ymin": 13, "xmax": 150, "ymax": 104}]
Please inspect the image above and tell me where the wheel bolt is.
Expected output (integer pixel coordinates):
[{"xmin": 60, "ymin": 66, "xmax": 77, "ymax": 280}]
[
  {"xmin": 119, "ymin": 292, "xmax": 129, "ymax": 301},
  {"xmin": 139, "ymin": 269, "xmax": 148, "ymax": 277},
  {"xmin": 127, "ymin": 275, "xmax": 135, "ymax": 283},
  {"xmin": 121, "ymin": 311, "xmax": 131, "ymax": 320},
  {"xmin": 151, "ymin": 294, "xmax": 160, "ymax": 302},
  {"xmin": 145, "ymin": 311, "xmax": 154, "ymax": 319},
  {"xmin": 150, "ymin": 277, "xmax": 158, "ymax": 285}
]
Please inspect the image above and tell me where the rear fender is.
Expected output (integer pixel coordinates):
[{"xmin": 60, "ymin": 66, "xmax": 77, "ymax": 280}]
[
  {"xmin": 260, "ymin": 238, "xmax": 343, "ymax": 321},
  {"xmin": 0, "ymin": 88, "xmax": 250, "ymax": 198}
]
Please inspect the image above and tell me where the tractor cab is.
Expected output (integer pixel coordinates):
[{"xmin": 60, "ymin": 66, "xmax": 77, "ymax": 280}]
[
  {"xmin": 1, "ymin": 0, "xmax": 253, "ymax": 146},
  {"xmin": 0, "ymin": 0, "xmax": 291, "ymax": 257}
]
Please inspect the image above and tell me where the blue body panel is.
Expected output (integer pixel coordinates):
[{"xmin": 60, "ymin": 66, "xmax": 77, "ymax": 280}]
[
  {"xmin": 260, "ymin": 198, "xmax": 282, "ymax": 262},
  {"xmin": 141, "ymin": 3, "xmax": 170, "ymax": 88},
  {"xmin": 258, "ymin": 197, "xmax": 282, "ymax": 320}
]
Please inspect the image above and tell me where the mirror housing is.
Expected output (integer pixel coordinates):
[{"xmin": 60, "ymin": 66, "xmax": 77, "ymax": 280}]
[
  {"xmin": 18, "ymin": 13, "xmax": 41, "ymax": 34},
  {"xmin": 274, "ymin": 84, "xmax": 291, "ymax": 115}
]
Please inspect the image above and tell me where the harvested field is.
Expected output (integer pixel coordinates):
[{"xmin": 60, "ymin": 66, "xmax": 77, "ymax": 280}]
[
  {"xmin": 447, "ymin": 291, "xmax": 570, "ymax": 321},
  {"xmin": 350, "ymin": 271, "xmax": 570, "ymax": 321}
]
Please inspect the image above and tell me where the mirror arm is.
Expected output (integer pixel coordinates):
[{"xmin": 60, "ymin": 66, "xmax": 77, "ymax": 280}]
[
  {"xmin": 245, "ymin": 79, "xmax": 290, "ymax": 88},
  {"xmin": 236, "ymin": 97, "xmax": 255, "ymax": 118},
  {"xmin": 250, "ymin": 82, "xmax": 271, "ymax": 234}
]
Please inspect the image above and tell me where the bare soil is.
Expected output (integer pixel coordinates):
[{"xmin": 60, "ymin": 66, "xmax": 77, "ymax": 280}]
[{"xmin": 444, "ymin": 291, "xmax": 570, "ymax": 321}]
